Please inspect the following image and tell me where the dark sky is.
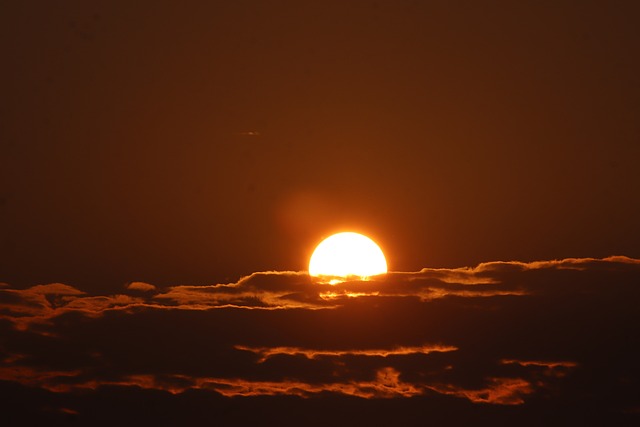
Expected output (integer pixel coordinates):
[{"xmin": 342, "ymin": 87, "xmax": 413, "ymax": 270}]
[{"xmin": 2, "ymin": 1, "xmax": 639, "ymax": 290}]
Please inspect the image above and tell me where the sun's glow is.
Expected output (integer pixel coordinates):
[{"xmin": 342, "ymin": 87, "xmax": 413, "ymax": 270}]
[{"xmin": 309, "ymin": 232, "xmax": 387, "ymax": 282}]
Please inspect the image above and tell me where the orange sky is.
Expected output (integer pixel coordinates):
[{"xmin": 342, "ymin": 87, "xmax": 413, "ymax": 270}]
[
  {"xmin": 1, "ymin": 1, "xmax": 639, "ymax": 291},
  {"xmin": 1, "ymin": 2, "xmax": 639, "ymax": 424}
]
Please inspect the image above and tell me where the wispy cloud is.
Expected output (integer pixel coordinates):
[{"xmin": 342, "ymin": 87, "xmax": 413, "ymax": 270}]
[
  {"xmin": 196, "ymin": 367, "xmax": 424, "ymax": 398},
  {"xmin": 3, "ymin": 256, "xmax": 638, "ymax": 331},
  {"xmin": 427, "ymin": 377, "xmax": 533, "ymax": 405},
  {"xmin": 235, "ymin": 344, "xmax": 458, "ymax": 362}
]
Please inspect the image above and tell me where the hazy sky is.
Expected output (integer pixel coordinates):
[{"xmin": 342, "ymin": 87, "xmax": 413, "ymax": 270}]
[{"xmin": 2, "ymin": 1, "xmax": 639, "ymax": 290}]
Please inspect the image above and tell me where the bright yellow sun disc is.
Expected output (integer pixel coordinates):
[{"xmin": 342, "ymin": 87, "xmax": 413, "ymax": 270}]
[{"xmin": 309, "ymin": 232, "xmax": 387, "ymax": 281}]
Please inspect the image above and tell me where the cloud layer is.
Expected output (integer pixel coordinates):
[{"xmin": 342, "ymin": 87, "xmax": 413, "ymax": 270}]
[{"xmin": 1, "ymin": 257, "xmax": 639, "ymax": 424}]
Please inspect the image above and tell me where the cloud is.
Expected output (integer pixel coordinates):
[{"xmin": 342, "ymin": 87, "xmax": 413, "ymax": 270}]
[
  {"xmin": 125, "ymin": 282, "xmax": 156, "ymax": 292},
  {"xmin": 500, "ymin": 359, "xmax": 578, "ymax": 369},
  {"xmin": 235, "ymin": 344, "xmax": 458, "ymax": 363},
  {"xmin": 200, "ymin": 367, "xmax": 424, "ymax": 398},
  {"xmin": 0, "ymin": 256, "xmax": 638, "ymax": 420},
  {"xmin": 427, "ymin": 377, "xmax": 533, "ymax": 405},
  {"xmin": 0, "ymin": 362, "xmax": 532, "ymax": 403},
  {"xmin": 0, "ymin": 361, "xmax": 548, "ymax": 404},
  {"xmin": 3, "ymin": 256, "xmax": 638, "ymax": 328},
  {"xmin": 1, "ymin": 367, "xmax": 421, "ymax": 399}
]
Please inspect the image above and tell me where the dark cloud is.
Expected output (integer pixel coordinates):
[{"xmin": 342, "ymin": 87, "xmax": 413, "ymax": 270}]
[
  {"xmin": 1, "ymin": 257, "xmax": 639, "ymax": 424},
  {"xmin": 235, "ymin": 344, "xmax": 458, "ymax": 362}
]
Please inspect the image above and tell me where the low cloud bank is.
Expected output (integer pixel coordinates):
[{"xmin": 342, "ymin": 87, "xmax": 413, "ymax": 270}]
[{"xmin": 0, "ymin": 257, "xmax": 638, "ymax": 420}]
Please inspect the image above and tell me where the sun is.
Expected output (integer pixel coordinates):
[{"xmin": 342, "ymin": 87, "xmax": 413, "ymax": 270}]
[{"xmin": 309, "ymin": 232, "xmax": 387, "ymax": 282}]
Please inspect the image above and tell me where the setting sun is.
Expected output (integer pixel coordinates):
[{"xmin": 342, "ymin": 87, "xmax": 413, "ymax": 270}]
[{"xmin": 309, "ymin": 232, "xmax": 387, "ymax": 282}]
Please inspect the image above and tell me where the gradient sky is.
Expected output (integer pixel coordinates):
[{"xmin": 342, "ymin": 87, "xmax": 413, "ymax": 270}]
[
  {"xmin": 1, "ymin": 2, "xmax": 640, "ymax": 425},
  {"xmin": 2, "ymin": 1, "xmax": 639, "ymax": 290}
]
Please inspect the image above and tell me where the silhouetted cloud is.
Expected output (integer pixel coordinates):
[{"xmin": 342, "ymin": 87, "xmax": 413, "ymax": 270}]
[
  {"xmin": 0, "ymin": 257, "xmax": 639, "ymax": 423},
  {"xmin": 235, "ymin": 344, "xmax": 458, "ymax": 362}
]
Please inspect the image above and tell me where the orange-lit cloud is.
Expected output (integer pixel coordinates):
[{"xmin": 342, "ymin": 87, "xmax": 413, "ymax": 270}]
[
  {"xmin": 0, "ymin": 256, "xmax": 637, "ymax": 412},
  {"xmin": 428, "ymin": 377, "xmax": 534, "ymax": 405},
  {"xmin": 3, "ymin": 256, "xmax": 638, "ymax": 332},
  {"xmin": 0, "ymin": 367, "xmax": 422, "ymax": 398},
  {"xmin": 473, "ymin": 255, "xmax": 640, "ymax": 273},
  {"xmin": 196, "ymin": 367, "xmax": 423, "ymax": 398},
  {"xmin": 500, "ymin": 359, "xmax": 579, "ymax": 369},
  {"xmin": 0, "ymin": 363, "xmax": 540, "ymax": 404},
  {"xmin": 0, "ymin": 362, "xmax": 532, "ymax": 402},
  {"xmin": 235, "ymin": 344, "xmax": 458, "ymax": 362},
  {"xmin": 125, "ymin": 281, "xmax": 156, "ymax": 292},
  {"xmin": 500, "ymin": 359, "xmax": 579, "ymax": 378},
  {"xmin": 0, "ymin": 365, "xmax": 84, "ymax": 393},
  {"xmin": 0, "ymin": 285, "xmax": 148, "ymax": 331}
]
